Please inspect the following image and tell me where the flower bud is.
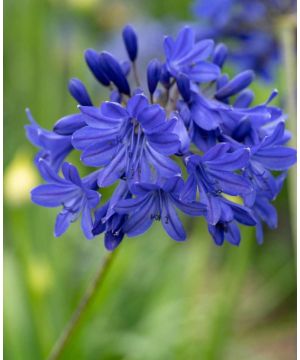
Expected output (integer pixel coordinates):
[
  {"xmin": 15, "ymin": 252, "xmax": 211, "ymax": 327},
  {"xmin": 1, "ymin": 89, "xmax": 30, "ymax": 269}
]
[
  {"xmin": 84, "ymin": 49, "xmax": 110, "ymax": 86},
  {"xmin": 215, "ymin": 70, "xmax": 254, "ymax": 100},
  {"xmin": 122, "ymin": 24, "xmax": 138, "ymax": 62},
  {"xmin": 68, "ymin": 78, "xmax": 92, "ymax": 106},
  {"xmin": 176, "ymin": 73, "xmax": 191, "ymax": 102},
  {"xmin": 212, "ymin": 43, "xmax": 228, "ymax": 68},
  {"xmin": 100, "ymin": 51, "xmax": 131, "ymax": 95},
  {"xmin": 147, "ymin": 59, "xmax": 161, "ymax": 94}
]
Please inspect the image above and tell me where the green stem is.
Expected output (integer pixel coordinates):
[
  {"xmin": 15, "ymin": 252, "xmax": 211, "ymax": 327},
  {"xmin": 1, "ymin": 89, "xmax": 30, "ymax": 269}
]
[
  {"xmin": 278, "ymin": 15, "xmax": 297, "ymax": 253},
  {"xmin": 47, "ymin": 249, "xmax": 119, "ymax": 360},
  {"xmin": 132, "ymin": 61, "xmax": 141, "ymax": 87}
]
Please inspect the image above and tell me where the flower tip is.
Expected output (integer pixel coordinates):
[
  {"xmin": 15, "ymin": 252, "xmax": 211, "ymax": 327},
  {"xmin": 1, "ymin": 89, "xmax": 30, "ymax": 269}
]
[
  {"xmin": 68, "ymin": 78, "xmax": 92, "ymax": 106},
  {"xmin": 122, "ymin": 24, "xmax": 138, "ymax": 62}
]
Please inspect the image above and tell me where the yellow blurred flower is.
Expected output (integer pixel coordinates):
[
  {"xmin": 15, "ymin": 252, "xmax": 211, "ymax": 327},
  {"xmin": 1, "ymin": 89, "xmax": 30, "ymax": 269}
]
[
  {"xmin": 27, "ymin": 259, "xmax": 54, "ymax": 297},
  {"xmin": 4, "ymin": 150, "xmax": 39, "ymax": 206},
  {"xmin": 48, "ymin": 0, "xmax": 100, "ymax": 11}
]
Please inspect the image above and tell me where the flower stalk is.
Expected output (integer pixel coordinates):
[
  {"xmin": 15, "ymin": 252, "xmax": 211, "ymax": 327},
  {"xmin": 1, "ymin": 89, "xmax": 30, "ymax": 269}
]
[{"xmin": 47, "ymin": 249, "xmax": 119, "ymax": 360}]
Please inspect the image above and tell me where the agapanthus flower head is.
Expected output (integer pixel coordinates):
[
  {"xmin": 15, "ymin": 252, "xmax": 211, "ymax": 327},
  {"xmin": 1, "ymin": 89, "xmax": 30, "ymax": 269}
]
[
  {"xmin": 192, "ymin": 0, "xmax": 296, "ymax": 81},
  {"xmin": 26, "ymin": 24, "xmax": 296, "ymax": 251}
]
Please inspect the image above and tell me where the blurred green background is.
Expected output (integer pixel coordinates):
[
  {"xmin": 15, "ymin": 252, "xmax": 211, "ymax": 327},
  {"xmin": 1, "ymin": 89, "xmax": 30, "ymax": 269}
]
[{"xmin": 4, "ymin": 0, "xmax": 296, "ymax": 359}]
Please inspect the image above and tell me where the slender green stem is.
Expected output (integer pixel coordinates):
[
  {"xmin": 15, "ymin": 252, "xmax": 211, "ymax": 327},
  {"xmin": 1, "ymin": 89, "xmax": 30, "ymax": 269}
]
[
  {"xmin": 132, "ymin": 62, "xmax": 141, "ymax": 87},
  {"xmin": 278, "ymin": 15, "xmax": 297, "ymax": 253},
  {"xmin": 47, "ymin": 249, "xmax": 119, "ymax": 360}
]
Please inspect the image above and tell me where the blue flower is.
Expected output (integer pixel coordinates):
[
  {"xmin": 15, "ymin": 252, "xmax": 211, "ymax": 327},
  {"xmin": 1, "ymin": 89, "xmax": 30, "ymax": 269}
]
[
  {"xmin": 208, "ymin": 197, "xmax": 256, "ymax": 246},
  {"xmin": 252, "ymin": 173, "xmax": 286, "ymax": 244},
  {"xmin": 72, "ymin": 93, "xmax": 181, "ymax": 187},
  {"xmin": 164, "ymin": 26, "xmax": 220, "ymax": 82},
  {"xmin": 244, "ymin": 122, "xmax": 296, "ymax": 200},
  {"xmin": 192, "ymin": 0, "xmax": 296, "ymax": 81},
  {"xmin": 31, "ymin": 160, "xmax": 100, "ymax": 238},
  {"xmin": 25, "ymin": 109, "xmax": 73, "ymax": 172},
  {"xmin": 181, "ymin": 143, "xmax": 252, "ymax": 224},
  {"xmin": 26, "ymin": 24, "xmax": 296, "ymax": 249},
  {"xmin": 92, "ymin": 181, "xmax": 130, "ymax": 251},
  {"xmin": 115, "ymin": 177, "xmax": 206, "ymax": 241}
]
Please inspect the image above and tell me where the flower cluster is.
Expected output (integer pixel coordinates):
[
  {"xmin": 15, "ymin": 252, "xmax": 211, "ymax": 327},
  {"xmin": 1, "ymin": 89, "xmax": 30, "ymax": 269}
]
[
  {"xmin": 192, "ymin": 0, "xmax": 296, "ymax": 81},
  {"xmin": 26, "ymin": 25, "xmax": 296, "ymax": 250}
]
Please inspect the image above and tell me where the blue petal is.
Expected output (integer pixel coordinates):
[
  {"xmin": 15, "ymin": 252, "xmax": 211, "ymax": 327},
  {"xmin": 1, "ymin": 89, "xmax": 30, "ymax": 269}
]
[
  {"xmin": 225, "ymin": 222, "xmax": 241, "ymax": 246},
  {"xmin": 55, "ymin": 210, "xmax": 74, "ymax": 237},
  {"xmin": 31, "ymin": 184, "xmax": 78, "ymax": 207},
  {"xmin": 233, "ymin": 90, "xmax": 254, "ymax": 108},
  {"xmin": 85, "ymin": 189, "xmax": 101, "ymax": 209},
  {"xmin": 225, "ymin": 200, "xmax": 256, "ymax": 226},
  {"xmin": 208, "ymin": 224, "xmax": 224, "ymax": 246},
  {"xmin": 180, "ymin": 175, "xmax": 197, "ymax": 202},
  {"xmin": 72, "ymin": 126, "xmax": 118, "ymax": 151},
  {"xmin": 191, "ymin": 102, "xmax": 220, "ymax": 131},
  {"xmin": 36, "ymin": 159, "xmax": 67, "ymax": 184},
  {"xmin": 209, "ymin": 170, "xmax": 251, "ymax": 196},
  {"xmin": 172, "ymin": 115, "xmax": 190, "ymax": 154},
  {"xmin": 126, "ymin": 94, "xmax": 148, "ymax": 118},
  {"xmin": 202, "ymin": 143, "xmax": 231, "ymax": 161},
  {"xmin": 161, "ymin": 176, "xmax": 184, "ymax": 194},
  {"xmin": 81, "ymin": 204, "xmax": 94, "ymax": 239},
  {"xmin": 101, "ymin": 101, "xmax": 129, "ymax": 119},
  {"xmin": 161, "ymin": 196, "xmax": 186, "ymax": 241},
  {"xmin": 171, "ymin": 26, "xmax": 194, "ymax": 60},
  {"xmin": 176, "ymin": 74, "xmax": 191, "ymax": 102},
  {"xmin": 92, "ymin": 203, "xmax": 110, "ymax": 235},
  {"xmin": 79, "ymin": 105, "xmax": 126, "ymax": 129},
  {"xmin": 124, "ymin": 196, "xmax": 155, "ymax": 236},
  {"xmin": 255, "ymin": 219, "xmax": 264, "ymax": 245},
  {"xmin": 104, "ymin": 231, "xmax": 124, "ymax": 251},
  {"xmin": 97, "ymin": 147, "xmax": 127, "ymax": 187},
  {"xmin": 215, "ymin": 70, "xmax": 254, "ymax": 100},
  {"xmin": 253, "ymin": 146, "xmax": 296, "ymax": 170},
  {"xmin": 260, "ymin": 122, "xmax": 285, "ymax": 147},
  {"xmin": 163, "ymin": 36, "xmax": 175, "ymax": 61},
  {"xmin": 254, "ymin": 197, "xmax": 277, "ymax": 229},
  {"xmin": 62, "ymin": 163, "xmax": 82, "ymax": 186},
  {"xmin": 147, "ymin": 133, "xmax": 180, "ymax": 155},
  {"xmin": 206, "ymin": 148, "xmax": 250, "ymax": 171},
  {"xmin": 114, "ymin": 194, "xmax": 151, "ymax": 214},
  {"xmin": 188, "ymin": 62, "xmax": 220, "ymax": 82},
  {"xmin": 177, "ymin": 39, "xmax": 214, "ymax": 65},
  {"xmin": 53, "ymin": 114, "xmax": 86, "ymax": 135},
  {"xmin": 205, "ymin": 194, "xmax": 221, "ymax": 225},
  {"xmin": 170, "ymin": 195, "xmax": 206, "ymax": 217},
  {"xmin": 81, "ymin": 141, "xmax": 118, "ymax": 167},
  {"xmin": 129, "ymin": 182, "xmax": 159, "ymax": 196},
  {"xmin": 145, "ymin": 145, "xmax": 181, "ymax": 178},
  {"xmin": 137, "ymin": 104, "xmax": 165, "ymax": 130}
]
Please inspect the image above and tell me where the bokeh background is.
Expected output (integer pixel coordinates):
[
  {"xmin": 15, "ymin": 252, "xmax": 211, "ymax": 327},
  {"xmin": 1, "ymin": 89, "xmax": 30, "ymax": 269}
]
[{"xmin": 4, "ymin": 0, "xmax": 297, "ymax": 359}]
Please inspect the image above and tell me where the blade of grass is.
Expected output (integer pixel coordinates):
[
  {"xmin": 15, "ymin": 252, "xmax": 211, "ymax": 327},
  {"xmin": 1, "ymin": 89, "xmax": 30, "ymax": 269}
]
[
  {"xmin": 47, "ymin": 248, "xmax": 119, "ymax": 360},
  {"xmin": 278, "ymin": 14, "xmax": 297, "ymax": 254}
]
